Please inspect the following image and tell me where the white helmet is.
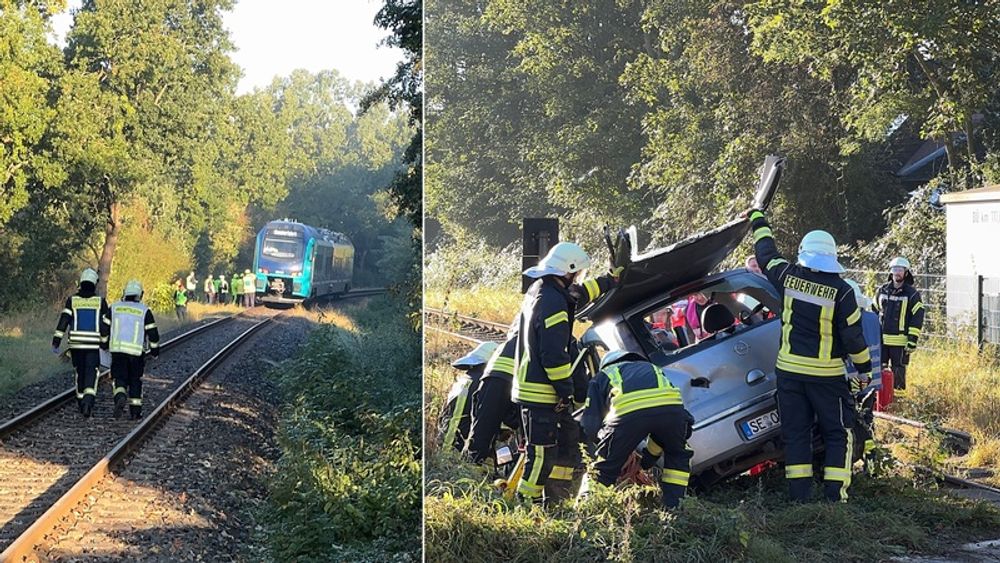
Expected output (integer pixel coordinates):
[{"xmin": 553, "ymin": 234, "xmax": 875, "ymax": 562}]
[
  {"xmin": 80, "ymin": 268, "xmax": 99, "ymax": 285},
  {"xmin": 599, "ymin": 349, "xmax": 645, "ymax": 370},
  {"xmin": 797, "ymin": 230, "xmax": 844, "ymax": 274},
  {"xmin": 452, "ymin": 341, "xmax": 499, "ymax": 368},
  {"xmin": 123, "ymin": 279, "xmax": 143, "ymax": 298},
  {"xmin": 888, "ymin": 256, "xmax": 910, "ymax": 270},
  {"xmin": 523, "ymin": 242, "xmax": 592, "ymax": 279},
  {"xmin": 843, "ymin": 278, "xmax": 871, "ymax": 311}
]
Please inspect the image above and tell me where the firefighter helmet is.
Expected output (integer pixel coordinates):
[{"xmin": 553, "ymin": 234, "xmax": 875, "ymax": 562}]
[
  {"xmin": 599, "ymin": 349, "xmax": 647, "ymax": 370},
  {"xmin": 888, "ymin": 256, "xmax": 911, "ymax": 271},
  {"xmin": 843, "ymin": 278, "xmax": 871, "ymax": 310},
  {"xmin": 451, "ymin": 341, "xmax": 499, "ymax": 368},
  {"xmin": 797, "ymin": 230, "xmax": 844, "ymax": 274},
  {"xmin": 123, "ymin": 280, "xmax": 143, "ymax": 298},
  {"xmin": 244, "ymin": 269, "xmax": 251, "ymax": 274},
  {"xmin": 80, "ymin": 268, "xmax": 99, "ymax": 285},
  {"xmin": 523, "ymin": 242, "xmax": 592, "ymax": 278}
]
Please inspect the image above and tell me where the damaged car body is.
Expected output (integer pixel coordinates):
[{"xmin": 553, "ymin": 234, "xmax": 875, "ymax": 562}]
[{"xmin": 578, "ymin": 156, "xmax": 802, "ymax": 486}]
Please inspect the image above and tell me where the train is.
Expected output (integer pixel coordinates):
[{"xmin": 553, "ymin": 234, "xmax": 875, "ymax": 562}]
[{"xmin": 252, "ymin": 219, "xmax": 355, "ymax": 304}]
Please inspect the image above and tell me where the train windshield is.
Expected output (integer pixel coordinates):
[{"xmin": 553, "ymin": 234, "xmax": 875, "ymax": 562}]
[{"xmin": 262, "ymin": 236, "xmax": 303, "ymax": 261}]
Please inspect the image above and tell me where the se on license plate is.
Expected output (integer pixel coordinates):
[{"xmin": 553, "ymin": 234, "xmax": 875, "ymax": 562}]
[{"xmin": 739, "ymin": 409, "xmax": 780, "ymax": 440}]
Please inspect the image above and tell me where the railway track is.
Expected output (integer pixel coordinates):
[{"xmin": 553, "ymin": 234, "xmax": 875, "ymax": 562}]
[
  {"xmin": 424, "ymin": 307, "xmax": 508, "ymax": 343},
  {"xmin": 0, "ymin": 309, "xmax": 281, "ymax": 561}
]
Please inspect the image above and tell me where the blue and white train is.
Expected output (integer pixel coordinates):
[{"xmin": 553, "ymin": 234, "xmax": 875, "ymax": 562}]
[{"xmin": 253, "ymin": 220, "xmax": 354, "ymax": 304}]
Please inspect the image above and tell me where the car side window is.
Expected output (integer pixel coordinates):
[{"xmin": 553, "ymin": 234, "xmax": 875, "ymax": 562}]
[{"xmin": 634, "ymin": 273, "xmax": 781, "ymax": 360}]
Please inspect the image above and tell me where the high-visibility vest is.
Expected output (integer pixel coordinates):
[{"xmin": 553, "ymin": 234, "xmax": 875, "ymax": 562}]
[
  {"xmin": 68, "ymin": 296, "xmax": 103, "ymax": 350},
  {"xmin": 175, "ymin": 288, "xmax": 188, "ymax": 306},
  {"xmin": 109, "ymin": 301, "xmax": 150, "ymax": 356},
  {"xmin": 243, "ymin": 273, "xmax": 256, "ymax": 293},
  {"xmin": 604, "ymin": 362, "xmax": 683, "ymax": 419}
]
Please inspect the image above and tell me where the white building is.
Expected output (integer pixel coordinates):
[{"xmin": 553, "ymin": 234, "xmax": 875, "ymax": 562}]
[{"xmin": 940, "ymin": 184, "xmax": 1000, "ymax": 325}]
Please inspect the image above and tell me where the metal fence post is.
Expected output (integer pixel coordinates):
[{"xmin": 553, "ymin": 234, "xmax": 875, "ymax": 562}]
[{"xmin": 977, "ymin": 274, "xmax": 985, "ymax": 349}]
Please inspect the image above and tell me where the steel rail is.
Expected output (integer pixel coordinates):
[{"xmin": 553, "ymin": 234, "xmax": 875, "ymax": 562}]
[
  {"xmin": 0, "ymin": 312, "xmax": 239, "ymax": 439},
  {"xmin": 0, "ymin": 313, "xmax": 278, "ymax": 562}
]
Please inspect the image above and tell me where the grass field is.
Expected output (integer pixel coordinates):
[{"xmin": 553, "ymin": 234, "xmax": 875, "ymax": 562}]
[
  {"xmin": 425, "ymin": 326, "xmax": 1000, "ymax": 562},
  {"xmin": 0, "ymin": 301, "xmax": 241, "ymax": 399}
]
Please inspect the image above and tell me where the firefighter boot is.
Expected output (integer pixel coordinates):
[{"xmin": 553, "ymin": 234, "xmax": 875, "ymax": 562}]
[
  {"xmin": 81, "ymin": 395, "xmax": 94, "ymax": 418},
  {"xmin": 113, "ymin": 393, "xmax": 127, "ymax": 419},
  {"xmin": 129, "ymin": 399, "xmax": 143, "ymax": 420}
]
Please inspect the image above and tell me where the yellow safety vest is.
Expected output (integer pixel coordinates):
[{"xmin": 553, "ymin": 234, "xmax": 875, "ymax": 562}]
[{"xmin": 109, "ymin": 301, "xmax": 149, "ymax": 356}]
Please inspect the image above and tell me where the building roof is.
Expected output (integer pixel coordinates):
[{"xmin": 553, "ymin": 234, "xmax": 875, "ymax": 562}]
[{"xmin": 940, "ymin": 184, "xmax": 1000, "ymax": 204}]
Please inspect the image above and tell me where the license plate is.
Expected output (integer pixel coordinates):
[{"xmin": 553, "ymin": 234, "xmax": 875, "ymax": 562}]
[{"xmin": 738, "ymin": 409, "xmax": 780, "ymax": 440}]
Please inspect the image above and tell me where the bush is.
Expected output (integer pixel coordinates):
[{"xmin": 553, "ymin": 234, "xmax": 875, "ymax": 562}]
[{"xmin": 264, "ymin": 296, "xmax": 421, "ymax": 562}]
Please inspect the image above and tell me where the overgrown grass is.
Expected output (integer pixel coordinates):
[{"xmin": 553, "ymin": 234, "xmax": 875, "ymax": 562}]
[
  {"xmin": 0, "ymin": 301, "xmax": 231, "ymax": 398},
  {"xmin": 264, "ymin": 296, "xmax": 422, "ymax": 562},
  {"xmin": 424, "ymin": 332, "xmax": 1000, "ymax": 562},
  {"xmin": 892, "ymin": 343, "xmax": 1000, "ymax": 485},
  {"xmin": 425, "ymin": 287, "xmax": 522, "ymax": 324}
]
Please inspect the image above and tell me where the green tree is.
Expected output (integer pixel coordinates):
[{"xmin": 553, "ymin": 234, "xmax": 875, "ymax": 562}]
[
  {"xmin": 0, "ymin": 0, "xmax": 64, "ymax": 227},
  {"xmin": 747, "ymin": 0, "xmax": 1000, "ymax": 188},
  {"xmin": 55, "ymin": 0, "xmax": 239, "ymax": 295}
]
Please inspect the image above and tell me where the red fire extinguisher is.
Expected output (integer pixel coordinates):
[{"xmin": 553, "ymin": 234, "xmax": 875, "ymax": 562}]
[{"xmin": 876, "ymin": 368, "xmax": 894, "ymax": 411}]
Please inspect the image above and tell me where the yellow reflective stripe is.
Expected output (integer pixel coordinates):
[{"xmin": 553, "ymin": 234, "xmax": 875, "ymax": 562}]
[
  {"xmin": 443, "ymin": 383, "xmax": 470, "ymax": 449},
  {"xmin": 786, "ymin": 464, "xmax": 813, "ymax": 478},
  {"xmin": 849, "ymin": 348, "xmax": 871, "ymax": 364},
  {"xmin": 128, "ymin": 398, "xmax": 142, "ymax": 406},
  {"xmin": 62, "ymin": 308, "xmax": 73, "ymax": 315},
  {"xmin": 113, "ymin": 387, "xmax": 126, "ymax": 396},
  {"xmin": 824, "ymin": 467, "xmax": 852, "ymax": 482},
  {"xmin": 584, "ymin": 278, "xmax": 600, "ymax": 301},
  {"xmin": 520, "ymin": 445, "xmax": 545, "ymax": 496},
  {"xmin": 818, "ymin": 305, "xmax": 834, "ymax": 359},
  {"xmin": 753, "ymin": 227, "xmax": 773, "ymax": 242},
  {"xmin": 145, "ymin": 323, "xmax": 157, "ymax": 329},
  {"xmin": 898, "ymin": 297, "xmax": 908, "ymax": 332},
  {"xmin": 544, "ymin": 311, "xmax": 569, "ymax": 328},
  {"xmin": 749, "ymin": 211, "xmax": 765, "ymax": 221},
  {"xmin": 645, "ymin": 437, "xmax": 663, "ymax": 457},
  {"xmin": 883, "ymin": 334, "xmax": 908, "ymax": 346},
  {"xmin": 661, "ymin": 469, "xmax": 690, "ymax": 487},
  {"xmin": 549, "ymin": 465, "xmax": 575, "ymax": 480},
  {"xmin": 83, "ymin": 387, "xmax": 97, "ymax": 396},
  {"xmin": 911, "ymin": 301, "xmax": 924, "ymax": 313},
  {"xmin": 53, "ymin": 331, "xmax": 65, "ymax": 338},
  {"xmin": 610, "ymin": 389, "xmax": 683, "ymax": 416},
  {"xmin": 780, "ymin": 296, "xmax": 794, "ymax": 358},
  {"xmin": 148, "ymin": 341, "xmax": 159, "ymax": 348},
  {"xmin": 545, "ymin": 363, "xmax": 572, "ymax": 381},
  {"xmin": 767, "ymin": 257, "xmax": 788, "ymax": 270},
  {"xmin": 908, "ymin": 327, "xmax": 921, "ymax": 336},
  {"xmin": 846, "ymin": 308, "xmax": 861, "ymax": 326}
]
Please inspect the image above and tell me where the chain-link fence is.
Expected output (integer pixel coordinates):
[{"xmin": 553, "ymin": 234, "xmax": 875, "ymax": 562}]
[{"xmin": 844, "ymin": 268, "xmax": 1000, "ymax": 350}]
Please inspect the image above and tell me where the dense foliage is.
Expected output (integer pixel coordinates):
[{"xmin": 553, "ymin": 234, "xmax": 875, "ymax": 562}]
[
  {"xmin": 0, "ymin": 0, "xmax": 414, "ymax": 310},
  {"xmin": 265, "ymin": 298, "xmax": 422, "ymax": 562},
  {"xmin": 425, "ymin": 0, "xmax": 1000, "ymax": 269}
]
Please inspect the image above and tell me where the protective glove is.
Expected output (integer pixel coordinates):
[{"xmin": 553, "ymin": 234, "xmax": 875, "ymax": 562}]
[
  {"xmin": 684, "ymin": 410, "xmax": 695, "ymax": 440},
  {"xmin": 555, "ymin": 397, "xmax": 574, "ymax": 413},
  {"xmin": 609, "ymin": 265, "xmax": 625, "ymax": 280}
]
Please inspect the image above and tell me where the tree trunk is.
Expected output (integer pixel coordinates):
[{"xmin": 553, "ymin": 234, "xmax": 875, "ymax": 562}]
[{"xmin": 97, "ymin": 201, "xmax": 121, "ymax": 297}]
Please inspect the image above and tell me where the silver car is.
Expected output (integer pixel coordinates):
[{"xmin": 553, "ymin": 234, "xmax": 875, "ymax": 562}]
[{"xmin": 578, "ymin": 157, "xmax": 789, "ymax": 486}]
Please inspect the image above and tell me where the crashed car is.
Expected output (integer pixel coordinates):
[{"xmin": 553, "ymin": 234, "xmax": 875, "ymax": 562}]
[{"xmin": 577, "ymin": 156, "xmax": 874, "ymax": 487}]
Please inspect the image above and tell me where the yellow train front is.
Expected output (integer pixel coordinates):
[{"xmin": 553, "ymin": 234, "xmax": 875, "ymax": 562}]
[{"xmin": 253, "ymin": 220, "xmax": 354, "ymax": 305}]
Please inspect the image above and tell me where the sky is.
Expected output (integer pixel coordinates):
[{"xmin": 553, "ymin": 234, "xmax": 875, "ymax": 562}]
[{"xmin": 50, "ymin": 0, "xmax": 405, "ymax": 95}]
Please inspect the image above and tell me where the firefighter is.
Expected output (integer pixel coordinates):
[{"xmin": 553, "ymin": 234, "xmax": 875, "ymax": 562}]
[
  {"xmin": 581, "ymin": 349, "xmax": 693, "ymax": 509},
  {"xmin": 875, "ymin": 257, "xmax": 924, "ymax": 390},
  {"xmin": 440, "ymin": 340, "xmax": 497, "ymax": 452},
  {"xmin": 513, "ymin": 241, "xmax": 618, "ymax": 505},
  {"xmin": 242, "ymin": 269, "xmax": 256, "ymax": 308},
  {"xmin": 747, "ymin": 209, "xmax": 872, "ymax": 502},
  {"xmin": 218, "ymin": 274, "xmax": 229, "ymax": 304},
  {"xmin": 103, "ymin": 280, "xmax": 160, "ymax": 419},
  {"xmin": 466, "ymin": 320, "xmax": 520, "ymax": 464},
  {"xmin": 52, "ymin": 268, "xmax": 111, "ymax": 417}
]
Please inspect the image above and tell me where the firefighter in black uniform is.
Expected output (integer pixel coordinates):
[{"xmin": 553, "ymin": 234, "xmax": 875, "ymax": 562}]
[
  {"xmin": 749, "ymin": 210, "xmax": 872, "ymax": 502},
  {"xmin": 466, "ymin": 321, "xmax": 520, "ymax": 464},
  {"xmin": 875, "ymin": 257, "xmax": 924, "ymax": 390},
  {"xmin": 440, "ymin": 341, "xmax": 497, "ymax": 452},
  {"xmin": 52, "ymin": 268, "xmax": 111, "ymax": 417},
  {"xmin": 582, "ymin": 349, "xmax": 694, "ymax": 508},
  {"xmin": 103, "ymin": 280, "xmax": 160, "ymax": 419},
  {"xmin": 513, "ymin": 241, "xmax": 617, "ymax": 504}
]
